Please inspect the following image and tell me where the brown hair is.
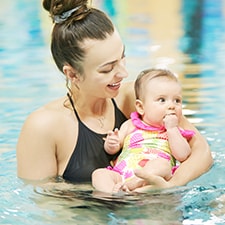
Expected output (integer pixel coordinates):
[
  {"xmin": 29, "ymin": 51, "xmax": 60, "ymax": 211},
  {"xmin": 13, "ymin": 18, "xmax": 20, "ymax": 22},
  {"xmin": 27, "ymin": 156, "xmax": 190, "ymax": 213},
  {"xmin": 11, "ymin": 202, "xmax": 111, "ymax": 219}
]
[
  {"xmin": 42, "ymin": 0, "xmax": 115, "ymax": 75},
  {"xmin": 134, "ymin": 68, "xmax": 178, "ymax": 100}
]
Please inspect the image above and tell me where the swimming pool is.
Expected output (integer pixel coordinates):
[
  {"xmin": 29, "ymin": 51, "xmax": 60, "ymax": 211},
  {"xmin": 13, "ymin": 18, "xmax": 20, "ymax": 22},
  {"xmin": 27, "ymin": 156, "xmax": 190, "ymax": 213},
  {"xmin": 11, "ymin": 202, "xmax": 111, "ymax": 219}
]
[{"xmin": 1, "ymin": 0, "xmax": 225, "ymax": 224}]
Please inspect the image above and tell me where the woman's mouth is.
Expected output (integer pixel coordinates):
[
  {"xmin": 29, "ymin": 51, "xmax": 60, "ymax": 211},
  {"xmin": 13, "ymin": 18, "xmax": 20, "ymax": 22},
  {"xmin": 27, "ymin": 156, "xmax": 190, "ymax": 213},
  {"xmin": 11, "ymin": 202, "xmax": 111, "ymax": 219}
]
[{"xmin": 107, "ymin": 82, "xmax": 121, "ymax": 90}]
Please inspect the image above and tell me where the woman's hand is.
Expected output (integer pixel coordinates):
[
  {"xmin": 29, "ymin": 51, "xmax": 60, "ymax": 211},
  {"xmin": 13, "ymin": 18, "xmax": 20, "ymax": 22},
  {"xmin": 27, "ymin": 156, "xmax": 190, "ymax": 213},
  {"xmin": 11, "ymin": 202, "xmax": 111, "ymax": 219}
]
[{"xmin": 134, "ymin": 169, "xmax": 172, "ymax": 189}]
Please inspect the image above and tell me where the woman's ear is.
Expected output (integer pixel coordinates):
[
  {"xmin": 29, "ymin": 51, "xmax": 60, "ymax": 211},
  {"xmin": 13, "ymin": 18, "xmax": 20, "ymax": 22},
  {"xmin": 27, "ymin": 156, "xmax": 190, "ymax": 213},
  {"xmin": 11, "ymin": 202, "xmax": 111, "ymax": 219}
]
[
  {"xmin": 63, "ymin": 65, "xmax": 80, "ymax": 82},
  {"xmin": 135, "ymin": 99, "xmax": 144, "ymax": 115}
]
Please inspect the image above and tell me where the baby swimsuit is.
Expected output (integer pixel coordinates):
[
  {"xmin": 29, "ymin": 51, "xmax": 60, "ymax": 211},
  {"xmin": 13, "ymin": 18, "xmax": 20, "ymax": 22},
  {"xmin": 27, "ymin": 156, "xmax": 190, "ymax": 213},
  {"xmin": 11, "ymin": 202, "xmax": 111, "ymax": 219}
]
[{"xmin": 108, "ymin": 112, "xmax": 195, "ymax": 181}]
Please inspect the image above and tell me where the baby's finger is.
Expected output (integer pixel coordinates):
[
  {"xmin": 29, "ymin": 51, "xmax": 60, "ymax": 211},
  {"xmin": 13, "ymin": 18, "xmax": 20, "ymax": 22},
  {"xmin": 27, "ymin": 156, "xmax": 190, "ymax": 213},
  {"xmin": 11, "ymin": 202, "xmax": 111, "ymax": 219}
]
[
  {"xmin": 107, "ymin": 130, "xmax": 114, "ymax": 136},
  {"xmin": 114, "ymin": 128, "xmax": 119, "ymax": 135}
]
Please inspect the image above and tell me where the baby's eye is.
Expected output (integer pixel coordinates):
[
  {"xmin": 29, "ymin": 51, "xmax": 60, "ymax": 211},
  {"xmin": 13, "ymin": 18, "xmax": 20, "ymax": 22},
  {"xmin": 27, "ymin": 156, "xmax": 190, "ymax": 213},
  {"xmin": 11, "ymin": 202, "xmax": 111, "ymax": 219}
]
[
  {"xmin": 158, "ymin": 98, "xmax": 165, "ymax": 103},
  {"xmin": 175, "ymin": 98, "xmax": 182, "ymax": 104}
]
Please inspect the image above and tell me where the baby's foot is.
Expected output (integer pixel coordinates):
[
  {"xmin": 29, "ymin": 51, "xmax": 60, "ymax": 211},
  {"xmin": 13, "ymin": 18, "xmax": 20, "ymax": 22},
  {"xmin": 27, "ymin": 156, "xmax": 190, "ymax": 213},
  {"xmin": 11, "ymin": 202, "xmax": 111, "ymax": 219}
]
[
  {"xmin": 112, "ymin": 182, "xmax": 123, "ymax": 194},
  {"xmin": 112, "ymin": 183, "xmax": 131, "ymax": 197},
  {"xmin": 124, "ymin": 177, "xmax": 146, "ymax": 191}
]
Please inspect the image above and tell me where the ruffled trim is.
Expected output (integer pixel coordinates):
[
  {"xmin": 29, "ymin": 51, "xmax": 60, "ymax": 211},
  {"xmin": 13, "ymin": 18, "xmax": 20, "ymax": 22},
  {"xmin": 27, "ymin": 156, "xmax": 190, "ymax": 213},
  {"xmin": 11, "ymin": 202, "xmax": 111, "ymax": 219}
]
[
  {"xmin": 130, "ymin": 112, "xmax": 195, "ymax": 139},
  {"xmin": 131, "ymin": 112, "xmax": 165, "ymax": 131}
]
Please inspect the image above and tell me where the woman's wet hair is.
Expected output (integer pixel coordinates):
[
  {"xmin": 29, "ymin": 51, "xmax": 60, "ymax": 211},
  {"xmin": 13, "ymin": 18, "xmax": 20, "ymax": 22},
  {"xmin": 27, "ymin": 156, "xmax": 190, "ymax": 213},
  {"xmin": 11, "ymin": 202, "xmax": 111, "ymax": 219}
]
[{"xmin": 42, "ymin": 0, "xmax": 115, "ymax": 74}]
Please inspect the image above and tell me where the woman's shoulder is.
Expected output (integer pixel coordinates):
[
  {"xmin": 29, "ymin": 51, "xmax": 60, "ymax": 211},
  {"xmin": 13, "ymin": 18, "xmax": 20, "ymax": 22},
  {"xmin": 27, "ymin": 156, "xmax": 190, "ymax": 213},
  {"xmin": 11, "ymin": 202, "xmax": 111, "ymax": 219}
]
[
  {"xmin": 23, "ymin": 96, "xmax": 72, "ymax": 133},
  {"xmin": 30, "ymin": 96, "xmax": 66, "ymax": 116},
  {"xmin": 120, "ymin": 81, "xmax": 134, "ymax": 94},
  {"xmin": 115, "ymin": 81, "xmax": 135, "ymax": 118}
]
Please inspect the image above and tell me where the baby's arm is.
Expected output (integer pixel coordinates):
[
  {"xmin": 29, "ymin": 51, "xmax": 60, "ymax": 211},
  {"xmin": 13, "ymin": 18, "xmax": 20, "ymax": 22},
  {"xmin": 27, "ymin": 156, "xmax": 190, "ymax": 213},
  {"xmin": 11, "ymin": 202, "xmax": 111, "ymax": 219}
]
[
  {"xmin": 164, "ymin": 114, "xmax": 191, "ymax": 162},
  {"xmin": 104, "ymin": 119, "xmax": 133, "ymax": 155}
]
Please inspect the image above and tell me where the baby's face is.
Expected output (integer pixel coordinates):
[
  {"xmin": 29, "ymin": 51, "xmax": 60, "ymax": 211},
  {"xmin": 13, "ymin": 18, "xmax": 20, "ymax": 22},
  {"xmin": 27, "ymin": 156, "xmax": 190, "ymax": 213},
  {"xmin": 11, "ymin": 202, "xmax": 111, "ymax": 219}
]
[{"xmin": 140, "ymin": 78, "xmax": 182, "ymax": 127}]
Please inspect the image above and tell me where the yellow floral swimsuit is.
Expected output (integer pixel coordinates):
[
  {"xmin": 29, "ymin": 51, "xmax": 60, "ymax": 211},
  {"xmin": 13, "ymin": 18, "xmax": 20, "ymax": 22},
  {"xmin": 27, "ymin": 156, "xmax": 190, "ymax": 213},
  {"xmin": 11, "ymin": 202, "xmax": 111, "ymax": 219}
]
[{"xmin": 107, "ymin": 112, "xmax": 195, "ymax": 181}]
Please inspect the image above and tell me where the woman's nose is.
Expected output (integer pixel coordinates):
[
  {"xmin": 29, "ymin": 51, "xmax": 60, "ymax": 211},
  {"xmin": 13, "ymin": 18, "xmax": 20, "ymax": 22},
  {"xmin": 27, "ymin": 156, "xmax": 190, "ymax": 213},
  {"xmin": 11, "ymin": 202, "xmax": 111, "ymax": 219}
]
[{"xmin": 115, "ymin": 58, "xmax": 128, "ymax": 78}]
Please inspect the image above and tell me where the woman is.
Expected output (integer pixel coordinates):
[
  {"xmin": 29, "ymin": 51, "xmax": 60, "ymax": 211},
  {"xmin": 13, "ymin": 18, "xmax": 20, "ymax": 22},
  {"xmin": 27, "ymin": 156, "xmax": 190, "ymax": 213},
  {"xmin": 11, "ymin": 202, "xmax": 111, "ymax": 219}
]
[{"xmin": 17, "ymin": 0, "xmax": 213, "ymax": 188}]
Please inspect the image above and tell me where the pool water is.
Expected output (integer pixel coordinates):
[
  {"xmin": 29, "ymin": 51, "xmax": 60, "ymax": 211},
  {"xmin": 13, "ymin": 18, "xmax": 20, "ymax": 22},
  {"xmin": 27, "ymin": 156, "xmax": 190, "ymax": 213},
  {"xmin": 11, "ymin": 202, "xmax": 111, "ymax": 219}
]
[{"xmin": 1, "ymin": 0, "xmax": 225, "ymax": 224}]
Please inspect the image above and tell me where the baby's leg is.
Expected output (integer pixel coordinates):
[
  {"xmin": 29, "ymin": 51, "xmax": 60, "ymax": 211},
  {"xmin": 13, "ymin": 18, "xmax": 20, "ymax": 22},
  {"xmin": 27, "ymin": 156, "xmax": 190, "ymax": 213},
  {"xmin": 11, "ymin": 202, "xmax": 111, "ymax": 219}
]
[
  {"xmin": 144, "ymin": 157, "xmax": 172, "ymax": 180},
  {"xmin": 92, "ymin": 168, "xmax": 123, "ymax": 193},
  {"xmin": 122, "ymin": 158, "xmax": 172, "ymax": 192}
]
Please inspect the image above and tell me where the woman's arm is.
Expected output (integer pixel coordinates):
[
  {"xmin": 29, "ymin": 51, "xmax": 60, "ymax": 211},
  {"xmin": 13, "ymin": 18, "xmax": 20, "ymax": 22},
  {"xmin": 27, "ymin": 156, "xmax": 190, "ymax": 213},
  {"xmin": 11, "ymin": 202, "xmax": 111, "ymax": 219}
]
[
  {"xmin": 17, "ymin": 109, "xmax": 58, "ymax": 181},
  {"xmin": 135, "ymin": 115, "xmax": 213, "ymax": 188}
]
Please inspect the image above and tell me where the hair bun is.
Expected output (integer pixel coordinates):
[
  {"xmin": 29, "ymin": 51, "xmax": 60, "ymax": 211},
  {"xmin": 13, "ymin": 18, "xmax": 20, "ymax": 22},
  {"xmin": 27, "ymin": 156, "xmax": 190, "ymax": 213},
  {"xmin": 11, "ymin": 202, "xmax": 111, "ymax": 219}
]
[
  {"xmin": 42, "ymin": 0, "xmax": 90, "ymax": 23},
  {"xmin": 42, "ymin": 0, "xmax": 51, "ymax": 12},
  {"xmin": 53, "ymin": 6, "xmax": 82, "ymax": 23}
]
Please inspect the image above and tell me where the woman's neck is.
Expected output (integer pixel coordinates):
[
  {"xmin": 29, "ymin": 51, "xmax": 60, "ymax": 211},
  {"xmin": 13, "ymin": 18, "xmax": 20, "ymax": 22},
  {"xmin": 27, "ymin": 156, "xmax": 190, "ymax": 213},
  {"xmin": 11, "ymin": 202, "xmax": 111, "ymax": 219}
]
[{"xmin": 74, "ymin": 96, "xmax": 107, "ymax": 117}]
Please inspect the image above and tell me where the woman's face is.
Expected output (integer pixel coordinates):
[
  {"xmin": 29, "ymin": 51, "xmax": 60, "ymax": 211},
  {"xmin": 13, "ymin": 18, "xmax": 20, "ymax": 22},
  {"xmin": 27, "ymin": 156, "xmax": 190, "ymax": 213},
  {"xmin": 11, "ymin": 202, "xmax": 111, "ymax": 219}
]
[{"xmin": 77, "ymin": 29, "xmax": 128, "ymax": 99}]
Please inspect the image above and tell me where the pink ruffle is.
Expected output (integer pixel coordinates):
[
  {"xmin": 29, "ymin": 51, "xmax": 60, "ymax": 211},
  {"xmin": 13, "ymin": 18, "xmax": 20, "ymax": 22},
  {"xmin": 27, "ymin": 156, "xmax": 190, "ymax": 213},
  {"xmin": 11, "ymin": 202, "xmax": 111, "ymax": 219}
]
[
  {"xmin": 131, "ymin": 112, "xmax": 165, "ymax": 131},
  {"xmin": 130, "ymin": 112, "xmax": 195, "ymax": 139}
]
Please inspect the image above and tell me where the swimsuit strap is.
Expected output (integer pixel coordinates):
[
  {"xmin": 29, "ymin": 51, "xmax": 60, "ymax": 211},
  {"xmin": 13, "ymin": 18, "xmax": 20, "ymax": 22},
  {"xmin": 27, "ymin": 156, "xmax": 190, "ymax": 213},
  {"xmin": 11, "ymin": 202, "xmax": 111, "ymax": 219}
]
[
  {"xmin": 67, "ymin": 93, "xmax": 120, "ymax": 122},
  {"xmin": 67, "ymin": 93, "xmax": 81, "ymax": 121},
  {"xmin": 111, "ymin": 98, "xmax": 118, "ymax": 109}
]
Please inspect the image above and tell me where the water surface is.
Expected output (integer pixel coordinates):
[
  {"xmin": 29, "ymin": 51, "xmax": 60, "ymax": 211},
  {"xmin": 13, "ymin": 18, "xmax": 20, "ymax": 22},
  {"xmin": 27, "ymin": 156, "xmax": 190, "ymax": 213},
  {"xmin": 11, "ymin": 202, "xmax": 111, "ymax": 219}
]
[{"xmin": 1, "ymin": 0, "xmax": 225, "ymax": 224}]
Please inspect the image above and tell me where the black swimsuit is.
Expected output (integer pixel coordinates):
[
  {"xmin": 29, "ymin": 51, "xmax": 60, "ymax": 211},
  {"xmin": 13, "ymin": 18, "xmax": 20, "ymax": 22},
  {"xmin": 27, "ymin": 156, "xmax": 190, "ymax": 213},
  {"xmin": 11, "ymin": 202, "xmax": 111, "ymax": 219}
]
[{"xmin": 63, "ymin": 94, "xmax": 128, "ymax": 183}]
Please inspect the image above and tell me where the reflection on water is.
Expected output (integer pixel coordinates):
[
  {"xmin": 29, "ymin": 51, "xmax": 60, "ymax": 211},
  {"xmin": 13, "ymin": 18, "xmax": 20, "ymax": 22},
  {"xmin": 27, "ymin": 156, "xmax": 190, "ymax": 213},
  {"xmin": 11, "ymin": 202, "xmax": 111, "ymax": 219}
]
[
  {"xmin": 2, "ymin": 182, "xmax": 225, "ymax": 224},
  {"xmin": 1, "ymin": 0, "xmax": 225, "ymax": 224}
]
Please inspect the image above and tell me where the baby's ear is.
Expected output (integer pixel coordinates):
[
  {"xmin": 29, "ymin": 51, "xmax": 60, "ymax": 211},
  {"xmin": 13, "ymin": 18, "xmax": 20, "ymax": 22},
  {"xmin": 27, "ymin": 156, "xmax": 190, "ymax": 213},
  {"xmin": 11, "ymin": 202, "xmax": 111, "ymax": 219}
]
[{"xmin": 135, "ymin": 99, "xmax": 144, "ymax": 115}]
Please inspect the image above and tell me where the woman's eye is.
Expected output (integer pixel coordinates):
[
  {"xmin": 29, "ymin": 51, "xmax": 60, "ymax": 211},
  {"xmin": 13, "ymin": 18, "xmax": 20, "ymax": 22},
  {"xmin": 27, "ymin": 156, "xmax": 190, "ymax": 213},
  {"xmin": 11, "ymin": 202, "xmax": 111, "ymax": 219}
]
[{"xmin": 100, "ymin": 66, "xmax": 114, "ymax": 73}]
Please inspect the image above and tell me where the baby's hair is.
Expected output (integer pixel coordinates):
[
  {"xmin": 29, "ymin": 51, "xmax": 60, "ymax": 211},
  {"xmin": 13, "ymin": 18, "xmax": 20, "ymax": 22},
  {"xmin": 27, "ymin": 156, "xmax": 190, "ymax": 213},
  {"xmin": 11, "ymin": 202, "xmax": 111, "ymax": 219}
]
[{"xmin": 134, "ymin": 68, "xmax": 178, "ymax": 100}]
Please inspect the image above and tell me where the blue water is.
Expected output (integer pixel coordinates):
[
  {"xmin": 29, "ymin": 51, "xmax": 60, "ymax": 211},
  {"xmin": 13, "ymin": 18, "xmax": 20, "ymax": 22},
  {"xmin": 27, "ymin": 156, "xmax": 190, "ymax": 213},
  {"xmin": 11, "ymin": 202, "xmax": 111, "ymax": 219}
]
[{"xmin": 1, "ymin": 0, "xmax": 225, "ymax": 224}]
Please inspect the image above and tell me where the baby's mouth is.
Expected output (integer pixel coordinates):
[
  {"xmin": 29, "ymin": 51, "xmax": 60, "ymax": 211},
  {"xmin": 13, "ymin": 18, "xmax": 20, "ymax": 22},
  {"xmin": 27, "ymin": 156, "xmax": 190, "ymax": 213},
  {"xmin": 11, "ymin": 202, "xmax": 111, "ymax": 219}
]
[{"xmin": 164, "ymin": 112, "xmax": 176, "ymax": 118}]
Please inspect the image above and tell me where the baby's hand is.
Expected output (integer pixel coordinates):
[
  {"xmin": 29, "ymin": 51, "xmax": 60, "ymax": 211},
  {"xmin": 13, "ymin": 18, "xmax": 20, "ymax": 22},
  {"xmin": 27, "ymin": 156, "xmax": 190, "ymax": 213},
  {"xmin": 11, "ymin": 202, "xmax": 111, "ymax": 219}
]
[
  {"xmin": 163, "ymin": 114, "xmax": 178, "ymax": 129},
  {"xmin": 104, "ymin": 128, "xmax": 120, "ymax": 153}
]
